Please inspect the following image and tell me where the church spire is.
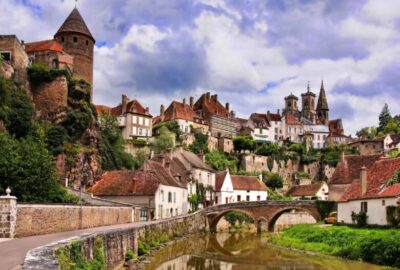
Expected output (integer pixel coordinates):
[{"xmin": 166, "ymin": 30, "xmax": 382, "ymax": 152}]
[{"xmin": 317, "ymin": 80, "xmax": 329, "ymax": 111}]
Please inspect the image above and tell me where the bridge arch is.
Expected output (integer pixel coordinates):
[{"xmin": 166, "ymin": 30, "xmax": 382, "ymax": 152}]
[
  {"xmin": 256, "ymin": 216, "xmax": 268, "ymax": 233},
  {"xmin": 267, "ymin": 207, "xmax": 319, "ymax": 232},
  {"xmin": 207, "ymin": 209, "xmax": 256, "ymax": 233}
]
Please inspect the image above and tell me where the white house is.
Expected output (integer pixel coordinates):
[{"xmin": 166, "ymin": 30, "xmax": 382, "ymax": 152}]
[
  {"xmin": 215, "ymin": 169, "xmax": 268, "ymax": 204},
  {"xmin": 337, "ymin": 157, "xmax": 400, "ymax": 225},
  {"xmin": 286, "ymin": 182, "xmax": 329, "ymax": 200},
  {"xmin": 384, "ymin": 134, "xmax": 400, "ymax": 155},
  {"xmin": 303, "ymin": 124, "xmax": 329, "ymax": 149}
]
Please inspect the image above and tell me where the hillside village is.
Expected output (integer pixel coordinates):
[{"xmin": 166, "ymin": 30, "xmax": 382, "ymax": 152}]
[{"xmin": 1, "ymin": 6, "xmax": 400, "ymax": 229}]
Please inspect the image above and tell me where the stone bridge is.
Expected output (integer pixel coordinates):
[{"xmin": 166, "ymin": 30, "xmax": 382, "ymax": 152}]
[{"xmin": 201, "ymin": 200, "xmax": 321, "ymax": 232}]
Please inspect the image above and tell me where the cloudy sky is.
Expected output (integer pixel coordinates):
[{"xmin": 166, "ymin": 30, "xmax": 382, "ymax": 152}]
[{"xmin": 2, "ymin": 0, "xmax": 400, "ymax": 135}]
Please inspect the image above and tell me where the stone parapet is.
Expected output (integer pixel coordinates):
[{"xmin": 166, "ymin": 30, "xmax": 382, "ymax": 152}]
[{"xmin": 0, "ymin": 195, "xmax": 17, "ymax": 238}]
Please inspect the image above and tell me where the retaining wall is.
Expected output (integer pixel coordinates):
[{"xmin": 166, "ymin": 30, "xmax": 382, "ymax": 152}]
[{"xmin": 16, "ymin": 204, "xmax": 133, "ymax": 237}]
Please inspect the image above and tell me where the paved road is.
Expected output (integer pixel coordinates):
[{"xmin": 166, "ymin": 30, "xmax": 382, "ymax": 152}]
[{"xmin": 0, "ymin": 222, "xmax": 152, "ymax": 270}]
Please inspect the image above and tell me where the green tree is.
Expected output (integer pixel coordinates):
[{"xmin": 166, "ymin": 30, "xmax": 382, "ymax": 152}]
[
  {"xmin": 45, "ymin": 125, "xmax": 70, "ymax": 155},
  {"xmin": 205, "ymin": 150, "xmax": 237, "ymax": 172},
  {"xmin": 383, "ymin": 118, "xmax": 400, "ymax": 134},
  {"xmin": 154, "ymin": 126, "xmax": 175, "ymax": 153},
  {"xmin": 153, "ymin": 121, "xmax": 182, "ymax": 142},
  {"xmin": 189, "ymin": 131, "xmax": 209, "ymax": 154},
  {"xmin": 378, "ymin": 103, "xmax": 392, "ymax": 132},
  {"xmin": 262, "ymin": 171, "xmax": 283, "ymax": 190},
  {"xmin": 255, "ymin": 143, "xmax": 282, "ymax": 156},
  {"xmin": 0, "ymin": 133, "xmax": 77, "ymax": 203},
  {"xmin": 233, "ymin": 136, "xmax": 257, "ymax": 152},
  {"xmin": 356, "ymin": 126, "xmax": 378, "ymax": 139}
]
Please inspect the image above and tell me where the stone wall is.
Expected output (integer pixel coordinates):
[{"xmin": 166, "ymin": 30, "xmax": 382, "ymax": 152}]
[
  {"xmin": 15, "ymin": 204, "xmax": 133, "ymax": 237},
  {"xmin": 23, "ymin": 213, "xmax": 206, "ymax": 270},
  {"xmin": 0, "ymin": 195, "xmax": 17, "ymax": 238},
  {"xmin": 274, "ymin": 210, "xmax": 316, "ymax": 231},
  {"xmin": 31, "ymin": 75, "xmax": 68, "ymax": 119}
]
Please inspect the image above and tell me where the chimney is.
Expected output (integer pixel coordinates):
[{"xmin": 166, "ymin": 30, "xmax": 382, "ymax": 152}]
[
  {"xmin": 340, "ymin": 150, "xmax": 345, "ymax": 163},
  {"xmin": 211, "ymin": 94, "xmax": 218, "ymax": 101},
  {"xmin": 225, "ymin": 102, "xmax": 230, "ymax": 112},
  {"xmin": 206, "ymin": 92, "xmax": 211, "ymax": 100},
  {"xmin": 183, "ymin": 98, "xmax": 186, "ymax": 107},
  {"xmin": 267, "ymin": 110, "xmax": 270, "ymax": 114},
  {"xmin": 277, "ymin": 109, "xmax": 280, "ymax": 115},
  {"xmin": 122, "ymin": 95, "xmax": 129, "ymax": 114},
  {"xmin": 145, "ymin": 107, "xmax": 149, "ymax": 114},
  {"xmin": 190, "ymin": 96, "xmax": 194, "ymax": 108},
  {"xmin": 160, "ymin": 155, "xmax": 166, "ymax": 167},
  {"xmin": 160, "ymin": 104, "xmax": 165, "ymax": 119},
  {"xmin": 360, "ymin": 166, "xmax": 367, "ymax": 195}
]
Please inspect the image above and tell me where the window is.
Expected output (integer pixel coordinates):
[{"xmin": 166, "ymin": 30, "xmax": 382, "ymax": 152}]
[
  {"xmin": 73, "ymin": 37, "xmax": 78, "ymax": 43},
  {"xmin": 161, "ymin": 190, "xmax": 164, "ymax": 202},
  {"xmin": 215, "ymin": 196, "xmax": 218, "ymax": 204},
  {"xmin": 86, "ymin": 40, "xmax": 89, "ymax": 46},
  {"xmin": 132, "ymin": 115, "xmax": 137, "ymax": 124},
  {"xmin": 168, "ymin": 192, "xmax": 172, "ymax": 203},
  {"xmin": 0, "ymin": 52, "xmax": 11, "ymax": 62},
  {"xmin": 382, "ymin": 200, "xmax": 385, "ymax": 206},
  {"xmin": 361, "ymin": 202, "xmax": 368, "ymax": 213},
  {"xmin": 246, "ymin": 195, "xmax": 250, "ymax": 202},
  {"xmin": 140, "ymin": 209, "xmax": 147, "ymax": 221},
  {"xmin": 257, "ymin": 196, "xmax": 260, "ymax": 201},
  {"xmin": 138, "ymin": 128, "xmax": 142, "ymax": 136},
  {"xmin": 173, "ymin": 192, "xmax": 176, "ymax": 203},
  {"xmin": 237, "ymin": 195, "xmax": 241, "ymax": 202},
  {"xmin": 61, "ymin": 37, "xmax": 65, "ymax": 43}
]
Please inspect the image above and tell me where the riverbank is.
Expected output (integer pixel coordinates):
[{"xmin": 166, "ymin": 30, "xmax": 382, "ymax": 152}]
[{"xmin": 267, "ymin": 224, "xmax": 400, "ymax": 269}]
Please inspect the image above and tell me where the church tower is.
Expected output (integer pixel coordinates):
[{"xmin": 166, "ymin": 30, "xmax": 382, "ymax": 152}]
[
  {"xmin": 301, "ymin": 82, "xmax": 316, "ymax": 123},
  {"xmin": 54, "ymin": 7, "xmax": 95, "ymax": 99},
  {"xmin": 316, "ymin": 80, "xmax": 329, "ymax": 125},
  {"xmin": 284, "ymin": 93, "xmax": 299, "ymax": 115}
]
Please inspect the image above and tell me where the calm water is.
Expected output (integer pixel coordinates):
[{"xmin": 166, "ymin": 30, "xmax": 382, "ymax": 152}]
[{"xmin": 143, "ymin": 233, "xmax": 383, "ymax": 270}]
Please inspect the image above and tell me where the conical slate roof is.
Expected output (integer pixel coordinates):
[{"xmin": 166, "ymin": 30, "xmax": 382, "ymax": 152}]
[
  {"xmin": 317, "ymin": 81, "xmax": 329, "ymax": 110},
  {"xmin": 54, "ymin": 7, "xmax": 94, "ymax": 42}
]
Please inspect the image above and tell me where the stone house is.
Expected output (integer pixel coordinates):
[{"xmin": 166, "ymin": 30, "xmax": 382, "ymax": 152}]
[
  {"xmin": 282, "ymin": 114, "xmax": 304, "ymax": 143},
  {"xmin": 0, "ymin": 35, "xmax": 29, "ymax": 83},
  {"xmin": 91, "ymin": 160, "xmax": 188, "ymax": 221},
  {"xmin": 348, "ymin": 138, "xmax": 384, "ymax": 155},
  {"xmin": 337, "ymin": 157, "xmax": 400, "ymax": 225},
  {"xmin": 286, "ymin": 182, "xmax": 329, "ymax": 200},
  {"xmin": 155, "ymin": 98, "xmax": 208, "ymax": 135},
  {"xmin": 193, "ymin": 92, "xmax": 237, "ymax": 138},
  {"xmin": 248, "ymin": 113, "xmax": 272, "ymax": 143},
  {"xmin": 383, "ymin": 134, "xmax": 400, "ymax": 155},
  {"xmin": 172, "ymin": 148, "xmax": 216, "ymax": 207},
  {"xmin": 328, "ymin": 153, "xmax": 381, "ymax": 201},
  {"xmin": 215, "ymin": 169, "xmax": 268, "ymax": 204},
  {"xmin": 96, "ymin": 95, "xmax": 153, "ymax": 141},
  {"xmin": 326, "ymin": 119, "xmax": 351, "ymax": 146}
]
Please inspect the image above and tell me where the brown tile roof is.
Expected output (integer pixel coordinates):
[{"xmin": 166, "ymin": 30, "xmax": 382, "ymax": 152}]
[
  {"xmin": 193, "ymin": 93, "xmax": 229, "ymax": 119},
  {"xmin": 95, "ymin": 105, "xmax": 111, "ymax": 116},
  {"xmin": 151, "ymin": 154, "xmax": 192, "ymax": 186},
  {"xmin": 163, "ymin": 101, "xmax": 198, "ymax": 122},
  {"xmin": 55, "ymin": 7, "xmax": 94, "ymax": 42},
  {"xmin": 25, "ymin": 40, "xmax": 64, "ymax": 53},
  {"xmin": 180, "ymin": 150, "xmax": 214, "ymax": 171},
  {"xmin": 329, "ymin": 154, "xmax": 381, "ymax": 185},
  {"xmin": 285, "ymin": 114, "xmax": 301, "ymax": 125},
  {"xmin": 215, "ymin": 171, "xmax": 228, "ymax": 192},
  {"xmin": 96, "ymin": 99, "xmax": 151, "ymax": 117},
  {"xmin": 230, "ymin": 175, "xmax": 267, "ymax": 191},
  {"xmin": 286, "ymin": 183, "xmax": 324, "ymax": 197},
  {"xmin": 91, "ymin": 170, "xmax": 160, "ymax": 196},
  {"xmin": 250, "ymin": 113, "xmax": 270, "ymax": 128},
  {"xmin": 328, "ymin": 119, "xmax": 345, "ymax": 136},
  {"xmin": 142, "ymin": 159, "xmax": 186, "ymax": 189},
  {"xmin": 267, "ymin": 113, "xmax": 282, "ymax": 122},
  {"xmin": 340, "ymin": 157, "xmax": 400, "ymax": 201}
]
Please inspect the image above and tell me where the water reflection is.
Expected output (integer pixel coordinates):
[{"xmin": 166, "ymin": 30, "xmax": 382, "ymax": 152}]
[{"xmin": 144, "ymin": 233, "xmax": 383, "ymax": 270}]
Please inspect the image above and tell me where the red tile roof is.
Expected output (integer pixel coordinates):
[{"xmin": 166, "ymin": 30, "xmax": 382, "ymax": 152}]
[
  {"xmin": 163, "ymin": 101, "xmax": 198, "ymax": 122},
  {"xmin": 329, "ymin": 154, "xmax": 381, "ymax": 185},
  {"xmin": 95, "ymin": 105, "xmax": 111, "ymax": 116},
  {"xmin": 193, "ymin": 93, "xmax": 230, "ymax": 120},
  {"xmin": 25, "ymin": 40, "xmax": 64, "ymax": 53},
  {"xmin": 286, "ymin": 183, "xmax": 324, "ymax": 197},
  {"xmin": 91, "ymin": 170, "xmax": 160, "ymax": 196},
  {"xmin": 142, "ymin": 159, "xmax": 186, "ymax": 189},
  {"xmin": 285, "ymin": 114, "xmax": 301, "ymax": 125},
  {"xmin": 250, "ymin": 113, "xmax": 270, "ymax": 128},
  {"xmin": 230, "ymin": 175, "xmax": 267, "ymax": 191},
  {"xmin": 379, "ymin": 183, "xmax": 400, "ymax": 197},
  {"xmin": 267, "ymin": 113, "xmax": 282, "ymax": 122},
  {"xmin": 215, "ymin": 171, "xmax": 228, "ymax": 192},
  {"xmin": 340, "ymin": 157, "xmax": 400, "ymax": 201},
  {"xmin": 96, "ymin": 99, "xmax": 151, "ymax": 117}
]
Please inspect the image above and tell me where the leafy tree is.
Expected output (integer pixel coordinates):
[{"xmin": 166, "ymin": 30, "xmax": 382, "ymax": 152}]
[
  {"xmin": 224, "ymin": 211, "xmax": 254, "ymax": 226},
  {"xmin": 356, "ymin": 126, "xmax": 378, "ymax": 139},
  {"xmin": 383, "ymin": 118, "xmax": 400, "ymax": 134},
  {"xmin": 153, "ymin": 121, "xmax": 182, "ymax": 142},
  {"xmin": 267, "ymin": 188, "xmax": 292, "ymax": 201},
  {"xmin": 262, "ymin": 171, "xmax": 283, "ymax": 190},
  {"xmin": 0, "ymin": 133, "xmax": 77, "ymax": 203},
  {"xmin": 154, "ymin": 126, "xmax": 175, "ymax": 153},
  {"xmin": 45, "ymin": 125, "xmax": 70, "ymax": 155},
  {"xmin": 189, "ymin": 131, "xmax": 209, "ymax": 154},
  {"xmin": 205, "ymin": 150, "xmax": 238, "ymax": 173},
  {"xmin": 233, "ymin": 136, "xmax": 257, "ymax": 152},
  {"xmin": 255, "ymin": 143, "xmax": 282, "ymax": 156},
  {"xmin": 62, "ymin": 105, "xmax": 93, "ymax": 141},
  {"xmin": 378, "ymin": 103, "xmax": 392, "ymax": 132}
]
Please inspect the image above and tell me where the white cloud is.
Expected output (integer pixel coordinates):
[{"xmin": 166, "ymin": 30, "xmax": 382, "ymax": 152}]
[
  {"xmin": 363, "ymin": 0, "xmax": 400, "ymax": 23},
  {"xmin": 121, "ymin": 25, "xmax": 171, "ymax": 52}
]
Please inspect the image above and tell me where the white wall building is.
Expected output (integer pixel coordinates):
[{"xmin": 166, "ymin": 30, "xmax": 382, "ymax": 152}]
[
  {"xmin": 286, "ymin": 182, "xmax": 329, "ymax": 200},
  {"xmin": 215, "ymin": 169, "xmax": 268, "ymax": 205},
  {"xmin": 303, "ymin": 124, "xmax": 329, "ymax": 149},
  {"xmin": 156, "ymin": 184, "xmax": 188, "ymax": 219}
]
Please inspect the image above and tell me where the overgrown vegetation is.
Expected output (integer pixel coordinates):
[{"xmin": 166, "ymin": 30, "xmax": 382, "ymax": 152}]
[
  {"xmin": 233, "ymin": 136, "xmax": 257, "ymax": 152},
  {"xmin": 386, "ymin": 206, "xmax": 400, "ymax": 226},
  {"xmin": 56, "ymin": 237, "xmax": 105, "ymax": 270},
  {"xmin": 224, "ymin": 211, "xmax": 254, "ymax": 226},
  {"xmin": 351, "ymin": 211, "xmax": 368, "ymax": 227},
  {"xmin": 27, "ymin": 63, "xmax": 70, "ymax": 86},
  {"xmin": 152, "ymin": 121, "xmax": 182, "ymax": 142},
  {"xmin": 262, "ymin": 171, "xmax": 283, "ymax": 190},
  {"xmin": 269, "ymin": 224, "xmax": 400, "ymax": 268},
  {"xmin": 189, "ymin": 130, "xmax": 209, "ymax": 154},
  {"xmin": 153, "ymin": 126, "xmax": 176, "ymax": 153},
  {"xmin": 315, "ymin": 200, "xmax": 336, "ymax": 220},
  {"xmin": 205, "ymin": 150, "xmax": 238, "ymax": 173}
]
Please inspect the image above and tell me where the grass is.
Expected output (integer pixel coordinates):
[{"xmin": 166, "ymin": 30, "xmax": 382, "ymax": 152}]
[{"xmin": 268, "ymin": 224, "xmax": 400, "ymax": 268}]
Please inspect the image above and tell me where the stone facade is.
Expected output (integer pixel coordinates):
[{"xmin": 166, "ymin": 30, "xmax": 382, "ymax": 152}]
[
  {"xmin": 15, "ymin": 204, "xmax": 133, "ymax": 237},
  {"xmin": 31, "ymin": 75, "xmax": 68, "ymax": 118},
  {"xmin": 274, "ymin": 210, "xmax": 317, "ymax": 231},
  {"xmin": 0, "ymin": 195, "xmax": 17, "ymax": 238}
]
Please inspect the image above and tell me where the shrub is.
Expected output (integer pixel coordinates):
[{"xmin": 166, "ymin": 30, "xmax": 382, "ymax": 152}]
[
  {"xmin": 262, "ymin": 171, "xmax": 283, "ymax": 190},
  {"xmin": 45, "ymin": 125, "xmax": 70, "ymax": 155},
  {"xmin": 137, "ymin": 242, "xmax": 150, "ymax": 256},
  {"xmin": 315, "ymin": 200, "xmax": 336, "ymax": 219},
  {"xmin": 132, "ymin": 138, "xmax": 147, "ymax": 147},
  {"xmin": 351, "ymin": 211, "xmax": 368, "ymax": 227},
  {"xmin": 386, "ymin": 206, "xmax": 400, "ymax": 226},
  {"xmin": 205, "ymin": 150, "xmax": 237, "ymax": 172},
  {"xmin": 154, "ymin": 126, "xmax": 175, "ymax": 153},
  {"xmin": 27, "ymin": 63, "xmax": 69, "ymax": 85},
  {"xmin": 233, "ymin": 136, "xmax": 257, "ymax": 152},
  {"xmin": 189, "ymin": 131, "xmax": 209, "ymax": 154},
  {"xmin": 125, "ymin": 250, "xmax": 135, "ymax": 262}
]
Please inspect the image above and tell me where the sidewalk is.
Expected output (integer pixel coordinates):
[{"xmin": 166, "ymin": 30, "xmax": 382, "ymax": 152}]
[{"xmin": 0, "ymin": 222, "xmax": 150, "ymax": 270}]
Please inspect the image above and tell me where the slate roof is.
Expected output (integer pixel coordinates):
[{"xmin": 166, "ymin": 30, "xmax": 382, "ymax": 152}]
[
  {"xmin": 55, "ymin": 7, "xmax": 94, "ymax": 42},
  {"xmin": 91, "ymin": 171, "xmax": 160, "ymax": 196},
  {"xmin": 329, "ymin": 154, "xmax": 381, "ymax": 185},
  {"xmin": 230, "ymin": 175, "xmax": 267, "ymax": 191},
  {"xmin": 286, "ymin": 183, "xmax": 324, "ymax": 197},
  {"xmin": 25, "ymin": 40, "xmax": 64, "ymax": 53},
  {"xmin": 316, "ymin": 81, "xmax": 329, "ymax": 110},
  {"xmin": 340, "ymin": 157, "xmax": 400, "ymax": 201}
]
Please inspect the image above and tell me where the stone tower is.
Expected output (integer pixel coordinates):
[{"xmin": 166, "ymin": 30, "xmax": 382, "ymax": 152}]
[
  {"xmin": 301, "ymin": 82, "xmax": 316, "ymax": 123},
  {"xmin": 284, "ymin": 93, "xmax": 299, "ymax": 114},
  {"xmin": 316, "ymin": 80, "xmax": 329, "ymax": 125},
  {"xmin": 54, "ymin": 7, "xmax": 95, "ymax": 99}
]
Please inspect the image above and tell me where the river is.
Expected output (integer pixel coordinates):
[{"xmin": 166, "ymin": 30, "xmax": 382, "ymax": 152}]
[{"xmin": 142, "ymin": 233, "xmax": 383, "ymax": 270}]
